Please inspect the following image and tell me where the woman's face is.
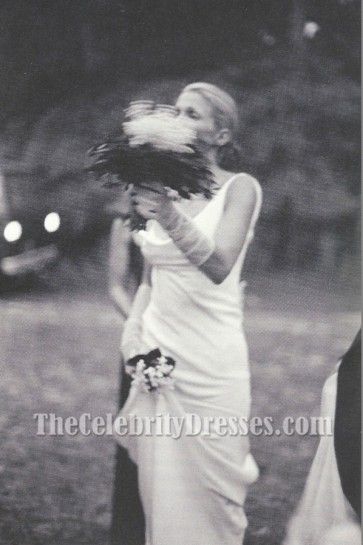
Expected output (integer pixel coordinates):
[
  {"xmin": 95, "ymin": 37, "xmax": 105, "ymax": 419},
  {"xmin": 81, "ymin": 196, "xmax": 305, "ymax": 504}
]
[{"xmin": 174, "ymin": 91, "xmax": 219, "ymax": 148}]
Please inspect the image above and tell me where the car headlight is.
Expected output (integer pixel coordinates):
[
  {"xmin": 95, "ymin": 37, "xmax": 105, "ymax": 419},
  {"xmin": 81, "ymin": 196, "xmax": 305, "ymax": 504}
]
[
  {"xmin": 3, "ymin": 220, "xmax": 22, "ymax": 242},
  {"xmin": 44, "ymin": 212, "xmax": 61, "ymax": 233}
]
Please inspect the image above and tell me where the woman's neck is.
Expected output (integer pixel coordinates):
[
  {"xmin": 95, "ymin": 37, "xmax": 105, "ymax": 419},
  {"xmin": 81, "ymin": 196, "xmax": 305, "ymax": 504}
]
[
  {"xmin": 209, "ymin": 164, "xmax": 235, "ymax": 187},
  {"xmin": 204, "ymin": 150, "xmax": 233, "ymax": 184}
]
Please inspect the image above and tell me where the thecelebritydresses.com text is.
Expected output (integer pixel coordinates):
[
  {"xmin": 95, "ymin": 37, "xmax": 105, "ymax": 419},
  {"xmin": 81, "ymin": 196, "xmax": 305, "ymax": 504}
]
[{"xmin": 33, "ymin": 413, "xmax": 334, "ymax": 438}]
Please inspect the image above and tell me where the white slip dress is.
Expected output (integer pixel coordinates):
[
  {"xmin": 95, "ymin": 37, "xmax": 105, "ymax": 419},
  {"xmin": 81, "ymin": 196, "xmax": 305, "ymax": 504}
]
[{"xmin": 115, "ymin": 173, "xmax": 262, "ymax": 545}]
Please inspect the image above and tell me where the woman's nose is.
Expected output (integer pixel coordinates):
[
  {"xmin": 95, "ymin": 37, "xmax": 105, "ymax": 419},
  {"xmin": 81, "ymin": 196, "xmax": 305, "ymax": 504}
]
[{"xmin": 177, "ymin": 113, "xmax": 193, "ymax": 127}]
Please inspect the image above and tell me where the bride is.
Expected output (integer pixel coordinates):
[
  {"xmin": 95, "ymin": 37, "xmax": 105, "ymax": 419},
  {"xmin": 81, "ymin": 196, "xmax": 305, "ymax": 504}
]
[{"xmin": 114, "ymin": 82, "xmax": 262, "ymax": 545}]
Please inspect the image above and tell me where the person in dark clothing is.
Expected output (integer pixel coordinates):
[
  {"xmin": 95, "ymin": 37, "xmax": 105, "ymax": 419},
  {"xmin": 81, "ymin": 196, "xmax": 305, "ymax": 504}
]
[
  {"xmin": 108, "ymin": 216, "xmax": 145, "ymax": 544},
  {"xmin": 334, "ymin": 329, "xmax": 361, "ymax": 519},
  {"xmin": 110, "ymin": 362, "xmax": 145, "ymax": 545}
]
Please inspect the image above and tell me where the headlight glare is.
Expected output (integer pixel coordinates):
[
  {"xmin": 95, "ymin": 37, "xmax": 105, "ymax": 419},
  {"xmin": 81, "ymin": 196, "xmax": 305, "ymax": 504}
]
[
  {"xmin": 44, "ymin": 212, "xmax": 60, "ymax": 233},
  {"xmin": 4, "ymin": 221, "xmax": 22, "ymax": 242}
]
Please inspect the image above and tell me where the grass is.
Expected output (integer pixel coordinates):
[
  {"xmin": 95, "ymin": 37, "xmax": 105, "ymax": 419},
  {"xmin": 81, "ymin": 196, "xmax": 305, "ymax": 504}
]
[{"xmin": 0, "ymin": 261, "xmax": 360, "ymax": 545}]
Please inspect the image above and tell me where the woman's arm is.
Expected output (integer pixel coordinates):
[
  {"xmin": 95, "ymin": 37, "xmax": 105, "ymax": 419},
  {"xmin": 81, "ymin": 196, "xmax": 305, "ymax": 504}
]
[
  {"xmin": 120, "ymin": 261, "xmax": 152, "ymax": 360},
  {"xmin": 130, "ymin": 174, "xmax": 261, "ymax": 284},
  {"xmin": 109, "ymin": 218, "xmax": 134, "ymax": 319},
  {"xmin": 109, "ymin": 216, "xmax": 152, "ymax": 359},
  {"xmin": 199, "ymin": 175, "xmax": 260, "ymax": 283}
]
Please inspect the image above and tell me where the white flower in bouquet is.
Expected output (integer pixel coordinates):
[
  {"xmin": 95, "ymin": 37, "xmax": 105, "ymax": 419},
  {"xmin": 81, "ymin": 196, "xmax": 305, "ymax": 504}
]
[
  {"xmin": 157, "ymin": 362, "xmax": 174, "ymax": 375},
  {"xmin": 136, "ymin": 359, "xmax": 146, "ymax": 372},
  {"xmin": 123, "ymin": 112, "xmax": 196, "ymax": 154},
  {"xmin": 124, "ymin": 348, "xmax": 176, "ymax": 393}
]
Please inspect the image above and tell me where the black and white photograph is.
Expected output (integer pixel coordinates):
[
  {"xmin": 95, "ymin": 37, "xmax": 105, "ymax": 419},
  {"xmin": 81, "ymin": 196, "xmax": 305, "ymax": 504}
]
[{"xmin": 0, "ymin": 2, "xmax": 360, "ymax": 544}]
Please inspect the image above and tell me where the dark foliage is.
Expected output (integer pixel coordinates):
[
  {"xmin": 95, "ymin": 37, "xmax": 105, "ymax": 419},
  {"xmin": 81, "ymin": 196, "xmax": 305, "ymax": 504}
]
[{"xmin": 0, "ymin": 0, "xmax": 359, "ymax": 123}]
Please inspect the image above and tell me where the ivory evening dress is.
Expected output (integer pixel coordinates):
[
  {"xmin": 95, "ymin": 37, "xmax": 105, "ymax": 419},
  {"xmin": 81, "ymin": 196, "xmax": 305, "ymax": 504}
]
[{"xmin": 115, "ymin": 173, "xmax": 262, "ymax": 545}]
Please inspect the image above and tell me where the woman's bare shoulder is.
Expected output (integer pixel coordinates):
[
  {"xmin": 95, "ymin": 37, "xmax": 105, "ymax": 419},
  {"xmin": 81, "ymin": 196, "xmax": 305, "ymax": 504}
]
[{"xmin": 111, "ymin": 217, "xmax": 123, "ymax": 231}]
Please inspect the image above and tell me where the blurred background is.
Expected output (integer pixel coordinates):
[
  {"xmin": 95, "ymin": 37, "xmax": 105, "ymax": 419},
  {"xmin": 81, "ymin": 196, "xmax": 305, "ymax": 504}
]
[{"xmin": 0, "ymin": 1, "xmax": 360, "ymax": 544}]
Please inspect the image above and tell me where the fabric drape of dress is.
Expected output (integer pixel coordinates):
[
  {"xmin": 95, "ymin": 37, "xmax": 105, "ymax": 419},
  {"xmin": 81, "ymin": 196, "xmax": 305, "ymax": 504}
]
[{"xmin": 114, "ymin": 174, "xmax": 262, "ymax": 545}]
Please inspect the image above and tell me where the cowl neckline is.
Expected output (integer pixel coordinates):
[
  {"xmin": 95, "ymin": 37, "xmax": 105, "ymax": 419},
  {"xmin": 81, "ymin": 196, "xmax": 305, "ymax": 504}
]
[{"xmin": 138, "ymin": 173, "xmax": 240, "ymax": 244}]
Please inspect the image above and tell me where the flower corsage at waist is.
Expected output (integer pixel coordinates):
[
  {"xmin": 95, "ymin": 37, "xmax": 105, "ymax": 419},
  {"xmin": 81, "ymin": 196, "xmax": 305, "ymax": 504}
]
[
  {"xmin": 86, "ymin": 101, "xmax": 215, "ymax": 230},
  {"xmin": 125, "ymin": 348, "xmax": 176, "ymax": 393}
]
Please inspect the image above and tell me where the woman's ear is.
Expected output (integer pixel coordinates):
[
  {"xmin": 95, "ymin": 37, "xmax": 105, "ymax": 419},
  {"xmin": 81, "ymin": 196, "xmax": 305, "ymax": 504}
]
[{"xmin": 215, "ymin": 128, "xmax": 232, "ymax": 147}]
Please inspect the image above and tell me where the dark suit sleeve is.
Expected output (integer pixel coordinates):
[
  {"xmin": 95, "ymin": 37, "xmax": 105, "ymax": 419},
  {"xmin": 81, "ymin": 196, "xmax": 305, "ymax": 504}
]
[
  {"xmin": 110, "ymin": 359, "xmax": 145, "ymax": 545},
  {"xmin": 334, "ymin": 329, "xmax": 361, "ymax": 519}
]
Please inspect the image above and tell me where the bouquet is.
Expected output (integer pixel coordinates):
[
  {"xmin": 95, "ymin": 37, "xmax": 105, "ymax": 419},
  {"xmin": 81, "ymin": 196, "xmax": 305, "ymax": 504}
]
[
  {"xmin": 125, "ymin": 348, "xmax": 176, "ymax": 393},
  {"xmin": 86, "ymin": 101, "xmax": 216, "ymax": 230}
]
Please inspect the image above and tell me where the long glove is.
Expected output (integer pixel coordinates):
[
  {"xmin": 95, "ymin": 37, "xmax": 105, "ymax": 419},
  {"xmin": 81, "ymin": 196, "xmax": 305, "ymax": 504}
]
[
  {"xmin": 158, "ymin": 204, "xmax": 215, "ymax": 267},
  {"xmin": 120, "ymin": 283, "xmax": 151, "ymax": 361}
]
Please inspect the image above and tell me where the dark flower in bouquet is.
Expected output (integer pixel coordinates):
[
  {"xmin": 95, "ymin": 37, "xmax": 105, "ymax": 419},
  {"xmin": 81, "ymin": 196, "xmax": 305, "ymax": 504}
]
[
  {"xmin": 125, "ymin": 348, "xmax": 176, "ymax": 393},
  {"xmin": 86, "ymin": 101, "xmax": 216, "ymax": 230}
]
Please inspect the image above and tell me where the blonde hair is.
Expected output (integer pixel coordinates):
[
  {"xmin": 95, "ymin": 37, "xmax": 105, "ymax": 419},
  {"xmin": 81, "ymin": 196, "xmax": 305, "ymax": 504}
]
[{"xmin": 181, "ymin": 82, "xmax": 241, "ymax": 170}]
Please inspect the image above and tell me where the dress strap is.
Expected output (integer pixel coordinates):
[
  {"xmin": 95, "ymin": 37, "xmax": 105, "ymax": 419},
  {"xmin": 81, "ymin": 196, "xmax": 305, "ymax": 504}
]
[
  {"xmin": 248, "ymin": 176, "xmax": 263, "ymax": 228},
  {"xmin": 219, "ymin": 173, "xmax": 262, "ymax": 224},
  {"xmin": 219, "ymin": 173, "xmax": 262, "ymax": 263}
]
